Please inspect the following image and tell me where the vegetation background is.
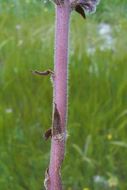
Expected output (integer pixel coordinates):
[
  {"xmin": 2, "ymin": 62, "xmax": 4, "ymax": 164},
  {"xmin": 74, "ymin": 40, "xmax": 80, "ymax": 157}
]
[{"xmin": 0, "ymin": 0, "xmax": 127, "ymax": 189}]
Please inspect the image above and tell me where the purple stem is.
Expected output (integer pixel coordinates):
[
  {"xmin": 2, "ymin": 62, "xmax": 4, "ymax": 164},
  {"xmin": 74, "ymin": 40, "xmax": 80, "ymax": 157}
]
[
  {"xmin": 54, "ymin": 2, "xmax": 70, "ymax": 132},
  {"xmin": 45, "ymin": 1, "xmax": 71, "ymax": 190}
]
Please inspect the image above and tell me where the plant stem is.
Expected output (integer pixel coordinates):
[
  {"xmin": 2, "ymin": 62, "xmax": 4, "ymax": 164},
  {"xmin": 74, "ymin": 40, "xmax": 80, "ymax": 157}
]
[
  {"xmin": 44, "ymin": 1, "xmax": 71, "ymax": 190},
  {"xmin": 54, "ymin": 2, "xmax": 70, "ymax": 133}
]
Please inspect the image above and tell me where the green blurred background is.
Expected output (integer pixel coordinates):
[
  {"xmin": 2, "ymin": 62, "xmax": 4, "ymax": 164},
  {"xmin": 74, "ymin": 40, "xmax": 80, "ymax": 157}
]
[{"xmin": 0, "ymin": 0, "xmax": 127, "ymax": 189}]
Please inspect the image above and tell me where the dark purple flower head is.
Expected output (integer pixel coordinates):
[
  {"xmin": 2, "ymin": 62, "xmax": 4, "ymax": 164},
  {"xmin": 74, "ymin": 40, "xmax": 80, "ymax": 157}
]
[
  {"xmin": 70, "ymin": 0, "xmax": 100, "ymax": 19},
  {"xmin": 77, "ymin": 0, "xmax": 100, "ymax": 13},
  {"xmin": 51, "ymin": 0, "xmax": 100, "ymax": 17}
]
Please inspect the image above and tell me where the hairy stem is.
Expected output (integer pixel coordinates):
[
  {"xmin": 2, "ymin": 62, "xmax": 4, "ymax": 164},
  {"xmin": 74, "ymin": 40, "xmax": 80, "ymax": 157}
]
[
  {"xmin": 44, "ymin": 1, "xmax": 71, "ymax": 190},
  {"xmin": 54, "ymin": 2, "xmax": 70, "ymax": 132}
]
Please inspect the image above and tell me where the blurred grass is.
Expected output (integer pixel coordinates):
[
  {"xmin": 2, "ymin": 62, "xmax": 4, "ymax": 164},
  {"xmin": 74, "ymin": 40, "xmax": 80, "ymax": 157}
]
[{"xmin": 0, "ymin": 0, "xmax": 127, "ymax": 189}]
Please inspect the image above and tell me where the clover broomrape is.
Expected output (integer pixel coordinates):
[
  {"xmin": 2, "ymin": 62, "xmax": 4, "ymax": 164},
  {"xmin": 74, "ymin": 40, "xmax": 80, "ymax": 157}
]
[{"xmin": 35, "ymin": 0, "xmax": 100, "ymax": 189}]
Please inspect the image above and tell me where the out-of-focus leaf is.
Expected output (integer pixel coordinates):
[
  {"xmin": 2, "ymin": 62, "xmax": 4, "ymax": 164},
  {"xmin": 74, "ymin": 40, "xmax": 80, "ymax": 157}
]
[{"xmin": 110, "ymin": 141, "xmax": 127, "ymax": 148}]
